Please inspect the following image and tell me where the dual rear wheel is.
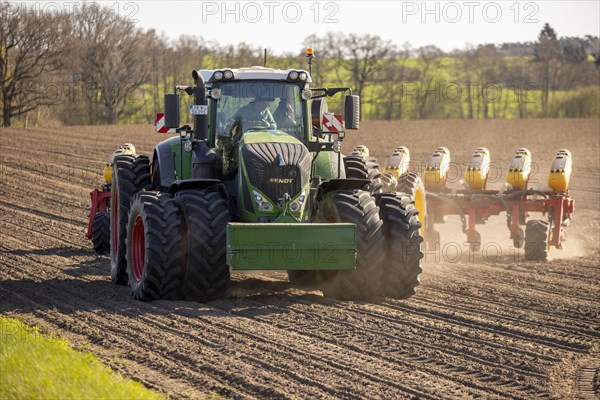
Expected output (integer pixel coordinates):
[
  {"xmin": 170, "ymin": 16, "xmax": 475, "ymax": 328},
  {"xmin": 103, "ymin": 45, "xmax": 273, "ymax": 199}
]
[
  {"xmin": 313, "ymin": 189, "xmax": 424, "ymax": 300},
  {"xmin": 127, "ymin": 193, "xmax": 183, "ymax": 300},
  {"xmin": 109, "ymin": 155, "xmax": 229, "ymax": 301},
  {"xmin": 124, "ymin": 190, "xmax": 230, "ymax": 302}
]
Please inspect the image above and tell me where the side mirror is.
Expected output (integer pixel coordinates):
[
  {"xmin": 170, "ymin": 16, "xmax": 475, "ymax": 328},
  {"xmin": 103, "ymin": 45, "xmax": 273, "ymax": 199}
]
[
  {"xmin": 344, "ymin": 95, "xmax": 360, "ymax": 130},
  {"xmin": 164, "ymin": 93, "xmax": 180, "ymax": 129}
]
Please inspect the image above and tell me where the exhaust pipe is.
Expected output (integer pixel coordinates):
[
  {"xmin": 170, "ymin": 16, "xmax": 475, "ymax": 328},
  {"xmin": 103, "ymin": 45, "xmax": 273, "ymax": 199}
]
[
  {"xmin": 191, "ymin": 70, "xmax": 219, "ymax": 179},
  {"xmin": 192, "ymin": 70, "xmax": 208, "ymax": 142}
]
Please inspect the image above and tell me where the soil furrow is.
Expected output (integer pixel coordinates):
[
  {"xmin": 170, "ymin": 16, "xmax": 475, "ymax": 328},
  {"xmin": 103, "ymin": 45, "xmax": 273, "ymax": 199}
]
[
  {"xmin": 0, "ymin": 268, "xmax": 448, "ymax": 399},
  {"xmin": 411, "ymin": 296, "xmax": 600, "ymax": 339},
  {"xmin": 213, "ymin": 297, "xmax": 540, "ymax": 399}
]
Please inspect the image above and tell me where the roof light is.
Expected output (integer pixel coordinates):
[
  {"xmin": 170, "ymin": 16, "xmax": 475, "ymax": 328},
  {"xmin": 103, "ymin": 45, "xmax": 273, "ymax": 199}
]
[
  {"xmin": 223, "ymin": 70, "xmax": 234, "ymax": 79},
  {"xmin": 289, "ymin": 71, "xmax": 299, "ymax": 80},
  {"xmin": 213, "ymin": 71, "xmax": 223, "ymax": 80},
  {"xmin": 298, "ymin": 72, "xmax": 308, "ymax": 81}
]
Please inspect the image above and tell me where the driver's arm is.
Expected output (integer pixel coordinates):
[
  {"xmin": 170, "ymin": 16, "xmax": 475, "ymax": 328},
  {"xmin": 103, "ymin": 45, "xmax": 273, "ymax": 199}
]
[
  {"xmin": 227, "ymin": 105, "xmax": 248, "ymax": 133},
  {"xmin": 264, "ymin": 109, "xmax": 277, "ymax": 129}
]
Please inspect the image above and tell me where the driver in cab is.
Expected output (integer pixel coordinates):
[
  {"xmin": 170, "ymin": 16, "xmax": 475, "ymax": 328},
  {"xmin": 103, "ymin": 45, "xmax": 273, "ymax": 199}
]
[{"xmin": 230, "ymin": 96, "xmax": 276, "ymax": 132}]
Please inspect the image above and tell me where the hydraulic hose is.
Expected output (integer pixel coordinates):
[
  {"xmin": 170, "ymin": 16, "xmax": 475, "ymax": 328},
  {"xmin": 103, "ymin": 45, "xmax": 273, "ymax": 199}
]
[
  {"xmin": 470, "ymin": 194, "xmax": 513, "ymax": 229},
  {"xmin": 500, "ymin": 189, "xmax": 549, "ymax": 200},
  {"xmin": 425, "ymin": 191, "xmax": 467, "ymax": 233}
]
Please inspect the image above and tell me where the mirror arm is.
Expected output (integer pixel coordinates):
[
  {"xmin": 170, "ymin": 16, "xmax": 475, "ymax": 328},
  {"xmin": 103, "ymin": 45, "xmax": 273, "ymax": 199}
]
[
  {"xmin": 310, "ymin": 87, "xmax": 352, "ymax": 99},
  {"xmin": 176, "ymin": 86, "xmax": 194, "ymax": 96}
]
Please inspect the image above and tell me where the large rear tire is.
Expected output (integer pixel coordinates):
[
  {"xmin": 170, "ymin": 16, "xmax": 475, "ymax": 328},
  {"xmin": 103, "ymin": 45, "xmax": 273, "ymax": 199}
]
[
  {"xmin": 126, "ymin": 192, "xmax": 184, "ymax": 300},
  {"xmin": 176, "ymin": 190, "xmax": 230, "ymax": 302},
  {"xmin": 91, "ymin": 212, "xmax": 110, "ymax": 255},
  {"xmin": 525, "ymin": 220, "xmax": 550, "ymax": 261},
  {"xmin": 316, "ymin": 190, "xmax": 385, "ymax": 300},
  {"xmin": 375, "ymin": 193, "xmax": 424, "ymax": 299},
  {"xmin": 110, "ymin": 155, "xmax": 151, "ymax": 285},
  {"xmin": 344, "ymin": 156, "xmax": 383, "ymax": 194}
]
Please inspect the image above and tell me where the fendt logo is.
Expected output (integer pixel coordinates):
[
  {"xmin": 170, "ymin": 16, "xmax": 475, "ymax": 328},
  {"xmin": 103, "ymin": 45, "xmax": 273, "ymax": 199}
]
[{"xmin": 269, "ymin": 178, "xmax": 294, "ymax": 184}]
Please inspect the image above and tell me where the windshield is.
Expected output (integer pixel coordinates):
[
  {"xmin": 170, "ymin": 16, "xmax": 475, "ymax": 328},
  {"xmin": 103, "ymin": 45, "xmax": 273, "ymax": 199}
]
[{"xmin": 215, "ymin": 81, "xmax": 305, "ymax": 140}]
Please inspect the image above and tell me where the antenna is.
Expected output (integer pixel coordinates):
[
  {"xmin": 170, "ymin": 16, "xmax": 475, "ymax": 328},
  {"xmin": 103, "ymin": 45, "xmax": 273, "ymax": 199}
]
[{"xmin": 264, "ymin": 48, "xmax": 267, "ymax": 67}]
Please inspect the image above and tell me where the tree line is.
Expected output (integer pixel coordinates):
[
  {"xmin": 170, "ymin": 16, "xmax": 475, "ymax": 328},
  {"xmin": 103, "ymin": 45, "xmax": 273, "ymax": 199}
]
[{"xmin": 1, "ymin": 4, "xmax": 598, "ymax": 127}]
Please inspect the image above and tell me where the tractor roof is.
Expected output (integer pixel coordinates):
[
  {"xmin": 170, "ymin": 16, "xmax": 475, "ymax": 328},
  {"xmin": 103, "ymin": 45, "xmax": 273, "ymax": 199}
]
[{"xmin": 197, "ymin": 66, "xmax": 312, "ymax": 83}]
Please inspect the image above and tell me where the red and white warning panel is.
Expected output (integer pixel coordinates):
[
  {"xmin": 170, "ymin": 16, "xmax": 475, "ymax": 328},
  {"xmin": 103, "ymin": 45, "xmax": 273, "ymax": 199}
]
[
  {"xmin": 322, "ymin": 113, "xmax": 344, "ymax": 132},
  {"xmin": 155, "ymin": 113, "xmax": 176, "ymax": 133}
]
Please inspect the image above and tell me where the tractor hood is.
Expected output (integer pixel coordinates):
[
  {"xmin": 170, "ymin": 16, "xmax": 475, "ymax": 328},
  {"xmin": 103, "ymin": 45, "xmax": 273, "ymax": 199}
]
[
  {"xmin": 238, "ymin": 130, "xmax": 311, "ymax": 221},
  {"xmin": 240, "ymin": 130, "xmax": 304, "ymax": 146}
]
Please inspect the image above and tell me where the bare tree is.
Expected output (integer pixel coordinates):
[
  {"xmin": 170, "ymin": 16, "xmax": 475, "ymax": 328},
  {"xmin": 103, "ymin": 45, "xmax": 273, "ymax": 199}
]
[
  {"xmin": 143, "ymin": 29, "xmax": 169, "ymax": 123},
  {"xmin": 414, "ymin": 45, "xmax": 444, "ymax": 119},
  {"xmin": 340, "ymin": 34, "xmax": 395, "ymax": 103},
  {"xmin": 533, "ymin": 23, "xmax": 562, "ymax": 117},
  {"xmin": 474, "ymin": 45, "xmax": 504, "ymax": 119},
  {"xmin": 0, "ymin": 4, "xmax": 65, "ymax": 127},
  {"xmin": 72, "ymin": 5, "xmax": 150, "ymax": 124},
  {"xmin": 373, "ymin": 43, "xmax": 414, "ymax": 120},
  {"xmin": 460, "ymin": 45, "xmax": 477, "ymax": 119},
  {"xmin": 304, "ymin": 33, "xmax": 395, "ymax": 119}
]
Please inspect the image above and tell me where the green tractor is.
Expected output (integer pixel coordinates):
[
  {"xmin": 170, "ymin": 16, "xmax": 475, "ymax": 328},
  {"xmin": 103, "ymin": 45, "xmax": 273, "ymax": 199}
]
[{"xmin": 104, "ymin": 66, "xmax": 423, "ymax": 302}]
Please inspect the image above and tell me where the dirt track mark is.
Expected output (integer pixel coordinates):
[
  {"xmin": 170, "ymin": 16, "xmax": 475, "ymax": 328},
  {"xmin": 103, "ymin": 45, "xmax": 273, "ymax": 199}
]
[
  {"xmin": 216, "ymin": 296, "xmax": 543, "ymax": 399},
  {"xmin": 575, "ymin": 355, "xmax": 600, "ymax": 399}
]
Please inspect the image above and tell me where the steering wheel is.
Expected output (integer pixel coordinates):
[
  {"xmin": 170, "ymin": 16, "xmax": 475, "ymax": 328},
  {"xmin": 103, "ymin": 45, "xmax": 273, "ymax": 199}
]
[
  {"xmin": 230, "ymin": 118, "xmax": 271, "ymax": 135},
  {"xmin": 241, "ymin": 119, "xmax": 271, "ymax": 131}
]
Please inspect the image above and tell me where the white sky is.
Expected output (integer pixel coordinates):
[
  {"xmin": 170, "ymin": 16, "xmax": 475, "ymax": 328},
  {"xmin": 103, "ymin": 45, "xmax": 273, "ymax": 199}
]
[{"xmin": 25, "ymin": 1, "xmax": 600, "ymax": 53}]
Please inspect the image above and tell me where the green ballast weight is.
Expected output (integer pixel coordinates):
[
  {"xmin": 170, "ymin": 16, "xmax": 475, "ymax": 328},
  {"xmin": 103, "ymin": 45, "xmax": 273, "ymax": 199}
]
[{"xmin": 226, "ymin": 223, "xmax": 356, "ymax": 270}]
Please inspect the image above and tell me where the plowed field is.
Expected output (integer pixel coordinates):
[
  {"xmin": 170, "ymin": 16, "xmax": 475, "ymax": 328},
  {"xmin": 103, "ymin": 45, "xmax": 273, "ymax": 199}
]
[{"xmin": 1, "ymin": 119, "xmax": 598, "ymax": 399}]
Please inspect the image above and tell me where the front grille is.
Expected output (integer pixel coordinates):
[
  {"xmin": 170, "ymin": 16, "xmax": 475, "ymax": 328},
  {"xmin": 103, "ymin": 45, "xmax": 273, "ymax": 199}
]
[{"xmin": 242, "ymin": 142, "xmax": 311, "ymax": 202}]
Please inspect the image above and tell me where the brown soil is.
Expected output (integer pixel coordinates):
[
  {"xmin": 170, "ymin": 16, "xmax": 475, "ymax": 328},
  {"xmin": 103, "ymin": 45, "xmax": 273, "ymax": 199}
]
[{"xmin": 1, "ymin": 119, "xmax": 598, "ymax": 399}]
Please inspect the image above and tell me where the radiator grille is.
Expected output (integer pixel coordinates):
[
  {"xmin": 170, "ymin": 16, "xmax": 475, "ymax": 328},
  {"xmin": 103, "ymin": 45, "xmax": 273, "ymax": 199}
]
[{"xmin": 242, "ymin": 142, "xmax": 311, "ymax": 202}]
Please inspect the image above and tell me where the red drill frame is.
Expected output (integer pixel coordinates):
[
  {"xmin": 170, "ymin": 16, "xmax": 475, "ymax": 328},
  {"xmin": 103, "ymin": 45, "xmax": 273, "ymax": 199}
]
[
  {"xmin": 86, "ymin": 188, "xmax": 111, "ymax": 239},
  {"xmin": 425, "ymin": 189, "xmax": 574, "ymax": 250}
]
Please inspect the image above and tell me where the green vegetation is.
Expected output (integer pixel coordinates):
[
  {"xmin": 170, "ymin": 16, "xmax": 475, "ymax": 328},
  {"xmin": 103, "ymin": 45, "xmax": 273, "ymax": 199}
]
[
  {"xmin": 0, "ymin": 316, "xmax": 164, "ymax": 400},
  {"xmin": 125, "ymin": 55, "xmax": 599, "ymax": 126}
]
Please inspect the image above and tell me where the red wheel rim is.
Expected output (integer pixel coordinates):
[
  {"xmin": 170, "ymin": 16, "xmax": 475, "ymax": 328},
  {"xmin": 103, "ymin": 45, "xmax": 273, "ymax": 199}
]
[
  {"xmin": 131, "ymin": 215, "xmax": 145, "ymax": 281},
  {"xmin": 112, "ymin": 189, "xmax": 119, "ymax": 258}
]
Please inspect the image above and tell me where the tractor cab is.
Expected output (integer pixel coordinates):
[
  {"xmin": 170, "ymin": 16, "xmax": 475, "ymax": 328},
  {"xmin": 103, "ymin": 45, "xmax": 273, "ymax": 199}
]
[
  {"xmin": 213, "ymin": 78, "xmax": 307, "ymax": 142},
  {"xmin": 191, "ymin": 67, "xmax": 313, "ymax": 146}
]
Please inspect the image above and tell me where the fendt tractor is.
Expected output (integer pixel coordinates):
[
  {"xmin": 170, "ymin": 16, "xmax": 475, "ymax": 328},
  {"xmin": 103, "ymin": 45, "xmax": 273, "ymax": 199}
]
[{"xmin": 86, "ymin": 59, "xmax": 425, "ymax": 302}]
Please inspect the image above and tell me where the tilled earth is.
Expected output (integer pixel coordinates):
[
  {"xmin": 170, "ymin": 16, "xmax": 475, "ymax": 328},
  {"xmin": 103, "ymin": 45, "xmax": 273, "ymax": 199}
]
[{"xmin": 1, "ymin": 120, "xmax": 598, "ymax": 399}]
